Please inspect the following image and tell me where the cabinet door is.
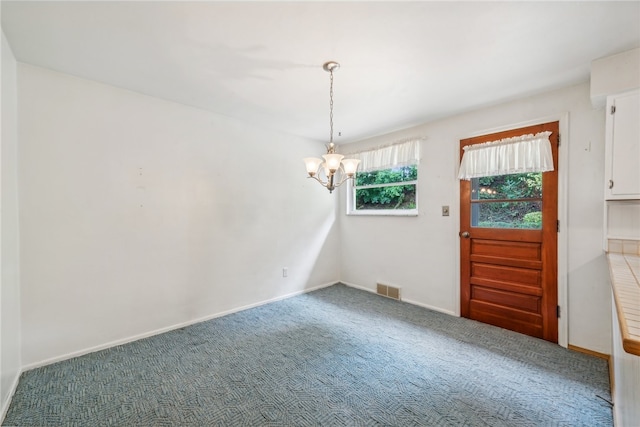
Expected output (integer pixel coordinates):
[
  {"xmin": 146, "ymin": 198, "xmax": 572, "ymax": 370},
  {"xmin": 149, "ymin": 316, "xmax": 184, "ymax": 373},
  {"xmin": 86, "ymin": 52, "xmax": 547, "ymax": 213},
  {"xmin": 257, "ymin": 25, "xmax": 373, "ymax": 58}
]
[{"xmin": 606, "ymin": 90, "xmax": 640, "ymax": 200}]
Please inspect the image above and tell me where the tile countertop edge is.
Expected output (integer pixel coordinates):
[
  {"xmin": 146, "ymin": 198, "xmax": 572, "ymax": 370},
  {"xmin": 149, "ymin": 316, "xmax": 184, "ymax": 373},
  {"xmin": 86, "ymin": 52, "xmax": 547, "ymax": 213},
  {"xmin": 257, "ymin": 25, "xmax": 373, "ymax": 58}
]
[{"xmin": 607, "ymin": 253, "xmax": 640, "ymax": 357}]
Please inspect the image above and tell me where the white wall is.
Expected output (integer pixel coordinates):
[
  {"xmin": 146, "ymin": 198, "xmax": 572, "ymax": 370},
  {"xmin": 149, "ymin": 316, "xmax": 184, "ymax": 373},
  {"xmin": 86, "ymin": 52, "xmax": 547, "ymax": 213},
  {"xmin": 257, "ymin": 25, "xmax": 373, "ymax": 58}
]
[
  {"xmin": 18, "ymin": 64, "xmax": 340, "ymax": 368},
  {"xmin": 591, "ymin": 47, "xmax": 640, "ymax": 107},
  {"xmin": 339, "ymin": 82, "xmax": 611, "ymax": 354},
  {"xmin": 1, "ymin": 29, "xmax": 22, "ymax": 416}
]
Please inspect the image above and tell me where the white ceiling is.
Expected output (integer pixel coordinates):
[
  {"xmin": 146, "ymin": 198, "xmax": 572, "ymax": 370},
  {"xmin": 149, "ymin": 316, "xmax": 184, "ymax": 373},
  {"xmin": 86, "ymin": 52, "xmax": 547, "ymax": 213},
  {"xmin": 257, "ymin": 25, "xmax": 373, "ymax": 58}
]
[{"xmin": 2, "ymin": 1, "xmax": 639, "ymax": 143}]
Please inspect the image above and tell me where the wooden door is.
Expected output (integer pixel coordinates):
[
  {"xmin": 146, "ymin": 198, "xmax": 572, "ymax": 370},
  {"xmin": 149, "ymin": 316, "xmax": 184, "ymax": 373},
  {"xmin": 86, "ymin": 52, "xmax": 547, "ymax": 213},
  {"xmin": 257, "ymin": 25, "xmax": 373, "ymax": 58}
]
[{"xmin": 460, "ymin": 122, "xmax": 559, "ymax": 343}]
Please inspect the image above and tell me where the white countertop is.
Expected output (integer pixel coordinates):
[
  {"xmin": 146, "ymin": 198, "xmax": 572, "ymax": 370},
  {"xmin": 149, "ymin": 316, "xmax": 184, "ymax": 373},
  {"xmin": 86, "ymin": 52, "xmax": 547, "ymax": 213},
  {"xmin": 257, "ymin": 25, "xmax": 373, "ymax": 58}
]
[{"xmin": 607, "ymin": 253, "xmax": 640, "ymax": 356}]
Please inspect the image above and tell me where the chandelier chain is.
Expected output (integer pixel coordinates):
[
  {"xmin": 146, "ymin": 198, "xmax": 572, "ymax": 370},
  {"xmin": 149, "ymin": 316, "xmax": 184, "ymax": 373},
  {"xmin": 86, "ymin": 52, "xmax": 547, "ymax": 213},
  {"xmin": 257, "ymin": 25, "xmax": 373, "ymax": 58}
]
[
  {"xmin": 303, "ymin": 61, "xmax": 359, "ymax": 194},
  {"xmin": 329, "ymin": 69, "xmax": 334, "ymax": 145}
]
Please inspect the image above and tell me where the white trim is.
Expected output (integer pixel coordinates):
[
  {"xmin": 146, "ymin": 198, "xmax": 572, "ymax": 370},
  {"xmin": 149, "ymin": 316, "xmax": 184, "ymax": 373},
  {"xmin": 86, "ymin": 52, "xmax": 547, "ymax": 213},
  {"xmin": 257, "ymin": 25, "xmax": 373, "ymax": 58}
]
[
  {"xmin": 453, "ymin": 139, "xmax": 462, "ymax": 317},
  {"xmin": 340, "ymin": 281, "xmax": 457, "ymax": 317},
  {"xmin": 1, "ymin": 369, "xmax": 22, "ymax": 425},
  {"xmin": 401, "ymin": 297, "xmax": 458, "ymax": 317},
  {"xmin": 21, "ymin": 281, "xmax": 337, "ymax": 372},
  {"xmin": 340, "ymin": 281, "xmax": 374, "ymax": 293},
  {"xmin": 606, "ymin": 235, "xmax": 640, "ymax": 241},
  {"xmin": 356, "ymin": 180, "xmax": 418, "ymax": 190},
  {"xmin": 457, "ymin": 113, "xmax": 570, "ymax": 348},
  {"xmin": 346, "ymin": 209, "xmax": 418, "ymax": 217},
  {"xmin": 557, "ymin": 113, "xmax": 570, "ymax": 349}
]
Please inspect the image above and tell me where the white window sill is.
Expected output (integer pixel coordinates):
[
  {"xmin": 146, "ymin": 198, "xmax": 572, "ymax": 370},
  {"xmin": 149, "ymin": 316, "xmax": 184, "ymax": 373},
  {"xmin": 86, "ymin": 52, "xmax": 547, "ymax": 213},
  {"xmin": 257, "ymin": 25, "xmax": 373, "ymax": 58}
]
[{"xmin": 346, "ymin": 209, "xmax": 419, "ymax": 217}]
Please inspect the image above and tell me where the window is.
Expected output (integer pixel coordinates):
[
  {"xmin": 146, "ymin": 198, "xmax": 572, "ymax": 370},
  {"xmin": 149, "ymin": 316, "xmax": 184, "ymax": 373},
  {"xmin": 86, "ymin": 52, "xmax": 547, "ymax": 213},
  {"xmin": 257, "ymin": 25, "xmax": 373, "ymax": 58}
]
[
  {"xmin": 350, "ymin": 166, "xmax": 418, "ymax": 212},
  {"xmin": 458, "ymin": 131, "xmax": 553, "ymax": 229},
  {"xmin": 470, "ymin": 172, "xmax": 542, "ymax": 229},
  {"xmin": 346, "ymin": 140, "xmax": 420, "ymax": 216}
]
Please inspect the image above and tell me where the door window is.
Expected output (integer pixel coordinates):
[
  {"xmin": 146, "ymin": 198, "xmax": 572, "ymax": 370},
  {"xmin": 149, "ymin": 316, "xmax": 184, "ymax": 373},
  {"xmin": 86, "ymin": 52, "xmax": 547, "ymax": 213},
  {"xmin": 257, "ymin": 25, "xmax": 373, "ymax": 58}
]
[{"xmin": 470, "ymin": 172, "xmax": 542, "ymax": 229}]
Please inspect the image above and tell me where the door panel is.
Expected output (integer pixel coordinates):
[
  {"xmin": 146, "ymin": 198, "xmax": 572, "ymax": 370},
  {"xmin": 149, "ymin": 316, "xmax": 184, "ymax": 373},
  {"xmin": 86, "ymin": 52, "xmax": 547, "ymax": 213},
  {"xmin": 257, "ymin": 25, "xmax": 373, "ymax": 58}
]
[
  {"xmin": 469, "ymin": 278, "xmax": 542, "ymax": 296},
  {"xmin": 470, "ymin": 299, "xmax": 542, "ymax": 324},
  {"xmin": 469, "ymin": 303, "xmax": 543, "ymax": 337},
  {"xmin": 460, "ymin": 122, "xmax": 558, "ymax": 343},
  {"xmin": 472, "ymin": 263, "xmax": 541, "ymax": 286},
  {"xmin": 471, "ymin": 286, "xmax": 540, "ymax": 312},
  {"xmin": 472, "ymin": 239, "xmax": 541, "ymax": 260}
]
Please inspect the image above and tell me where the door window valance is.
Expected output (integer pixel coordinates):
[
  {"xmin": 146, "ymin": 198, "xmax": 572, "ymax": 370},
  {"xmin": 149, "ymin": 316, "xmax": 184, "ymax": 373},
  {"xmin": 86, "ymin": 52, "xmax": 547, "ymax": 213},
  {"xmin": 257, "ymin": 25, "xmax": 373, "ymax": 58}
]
[{"xmin": 458, "ymin": 131, "xmax": 554, "ymax": 180}]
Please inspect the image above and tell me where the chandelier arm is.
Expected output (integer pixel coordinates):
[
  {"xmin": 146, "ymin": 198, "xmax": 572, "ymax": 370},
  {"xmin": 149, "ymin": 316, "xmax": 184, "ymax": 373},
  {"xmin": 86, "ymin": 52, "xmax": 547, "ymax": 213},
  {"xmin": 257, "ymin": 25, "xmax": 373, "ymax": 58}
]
[
  {"xmin": 307, "ymin": 165, "xmax": 356, "ymax": 192},
  {"xmin": 334, "ymin": 176, "xmax": 349, "ymax": 189},
  {"xmin": 307, "ymin": 175, "xmax": 329, "ymax": 188},
  {"xmin": 332, "ymin": 168, "xmax": 352, "ymax": 189}
]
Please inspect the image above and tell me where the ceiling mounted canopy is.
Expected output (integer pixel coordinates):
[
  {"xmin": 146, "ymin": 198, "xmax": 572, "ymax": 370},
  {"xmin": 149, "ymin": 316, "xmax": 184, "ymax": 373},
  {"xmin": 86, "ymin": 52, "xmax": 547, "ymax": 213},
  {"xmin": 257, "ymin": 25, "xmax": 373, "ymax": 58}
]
[{"xmin": 303, "ymin": 61, "xmax": 360, "ymax": 193}]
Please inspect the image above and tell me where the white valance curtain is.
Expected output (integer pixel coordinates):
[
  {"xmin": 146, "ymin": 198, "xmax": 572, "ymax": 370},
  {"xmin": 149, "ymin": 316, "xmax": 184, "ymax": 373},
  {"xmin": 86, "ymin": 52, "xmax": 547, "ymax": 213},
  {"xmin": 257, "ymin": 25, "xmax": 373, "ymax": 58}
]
[
  {"xmin": 458, "ymin": 131, "xmax": 554, "ymax": 180},
  {"xmin": 347, "ymin": 139, "xmax": 421, "ymax": 172}
]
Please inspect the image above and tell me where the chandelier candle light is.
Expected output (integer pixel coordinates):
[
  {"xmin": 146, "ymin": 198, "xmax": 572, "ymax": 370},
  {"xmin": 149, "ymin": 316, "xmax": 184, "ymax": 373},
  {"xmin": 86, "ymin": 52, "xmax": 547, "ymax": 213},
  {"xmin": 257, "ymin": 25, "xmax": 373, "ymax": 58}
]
[{"xmin": 303, "ymin": 61, "xmax": 360, "ymax": 193}]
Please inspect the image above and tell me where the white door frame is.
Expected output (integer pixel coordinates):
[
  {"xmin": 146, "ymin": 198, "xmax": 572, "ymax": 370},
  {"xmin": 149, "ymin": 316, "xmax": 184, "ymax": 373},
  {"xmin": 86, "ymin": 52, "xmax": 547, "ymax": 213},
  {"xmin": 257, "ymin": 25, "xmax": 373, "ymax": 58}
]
[{"xmin": 454, "ymin": 113, "xmax": 569, "ymax": 348}]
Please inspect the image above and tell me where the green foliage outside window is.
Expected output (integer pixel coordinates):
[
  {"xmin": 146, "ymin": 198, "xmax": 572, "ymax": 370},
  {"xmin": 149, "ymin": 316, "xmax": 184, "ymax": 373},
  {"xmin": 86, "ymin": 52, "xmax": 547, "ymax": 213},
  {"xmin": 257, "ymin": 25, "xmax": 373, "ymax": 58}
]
[
  {"xmin": 477, "ymin": 173, "xmax": 542, "ymax": 199},
  {"xmin": 473, "ymin": 172, "xmax": 543, "ymax": 229},
  {"xmin": 523, "ymin": 211, "xmax": 543, "ymax": 227},
  {"xmin": 355, "ymin": 166, "xmax": 417, "ymax": 210}
]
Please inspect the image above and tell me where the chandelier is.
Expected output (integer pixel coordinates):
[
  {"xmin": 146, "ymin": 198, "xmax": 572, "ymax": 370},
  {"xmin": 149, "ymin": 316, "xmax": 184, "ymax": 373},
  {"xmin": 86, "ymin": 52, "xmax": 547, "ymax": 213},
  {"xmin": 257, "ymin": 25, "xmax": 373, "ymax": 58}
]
[{"xmin": 303, "ymin": 61, "xmax": 360, "ymax": 193}]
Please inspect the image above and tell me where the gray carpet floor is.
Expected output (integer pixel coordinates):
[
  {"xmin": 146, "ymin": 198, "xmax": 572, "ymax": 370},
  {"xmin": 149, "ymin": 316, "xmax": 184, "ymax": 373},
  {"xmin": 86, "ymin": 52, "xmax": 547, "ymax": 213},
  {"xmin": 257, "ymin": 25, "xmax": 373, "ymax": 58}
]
[{"xmin": 4, "ymin": 284, "xmax": 612, "ymax": 426}]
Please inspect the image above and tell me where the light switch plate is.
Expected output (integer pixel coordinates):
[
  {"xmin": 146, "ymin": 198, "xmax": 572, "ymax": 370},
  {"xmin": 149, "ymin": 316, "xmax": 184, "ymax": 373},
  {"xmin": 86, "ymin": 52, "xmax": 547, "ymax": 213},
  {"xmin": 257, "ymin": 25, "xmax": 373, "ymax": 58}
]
[{"xmin": 442, "ymin": 206, "xmax": 450, "ymax": 216}]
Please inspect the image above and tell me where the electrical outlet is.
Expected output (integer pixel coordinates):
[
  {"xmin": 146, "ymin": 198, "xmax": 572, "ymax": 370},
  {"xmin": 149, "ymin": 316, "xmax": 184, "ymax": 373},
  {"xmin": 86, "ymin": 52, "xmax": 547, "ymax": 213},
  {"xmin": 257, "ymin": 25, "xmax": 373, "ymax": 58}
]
[
  {"xmin": 282, "ymin": 267, "xmax": 288, "ymax": 278},
  {"xmin": 442, "ymin": 206, "xmax": 450, "ymax": 216}
]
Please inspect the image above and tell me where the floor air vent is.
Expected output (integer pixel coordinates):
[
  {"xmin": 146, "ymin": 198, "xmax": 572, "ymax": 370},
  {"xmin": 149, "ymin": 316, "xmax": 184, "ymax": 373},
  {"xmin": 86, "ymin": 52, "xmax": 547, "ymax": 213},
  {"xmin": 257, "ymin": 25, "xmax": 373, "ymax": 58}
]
[{"xmin": 377, "ymin": 283, "xmax": 401, "ymax": 300}]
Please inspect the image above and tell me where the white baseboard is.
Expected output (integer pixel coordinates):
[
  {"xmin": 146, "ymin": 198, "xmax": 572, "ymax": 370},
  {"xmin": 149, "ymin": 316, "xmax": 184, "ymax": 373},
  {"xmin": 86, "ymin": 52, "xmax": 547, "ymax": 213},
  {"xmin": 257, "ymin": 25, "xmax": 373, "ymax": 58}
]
[
  {"xmin": 1, "ymin": 368, "xmax": 22, "ymax": 425},
  {"xmin": 402, "ymin": 297, "xmax": 457, "ymax": 317},
  {"xmin": 340, "ymin": 281, "xmax": 372, "ymax": 293},
  {"xmin": 22, "ymin": 281, "xmax": 338, "ymax": 372},
  {"xmin": 341, "ymin": 281, "xmax": 457, "ymax": 316}
]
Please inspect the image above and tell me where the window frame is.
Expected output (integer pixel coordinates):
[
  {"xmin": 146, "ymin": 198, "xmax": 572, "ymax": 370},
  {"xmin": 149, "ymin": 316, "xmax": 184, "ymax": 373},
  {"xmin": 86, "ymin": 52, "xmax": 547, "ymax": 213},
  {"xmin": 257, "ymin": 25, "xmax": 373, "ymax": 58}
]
[
  {"xmin": 469, "ymin": 173, "xmax": 543, "ymax": 229},
  {"xmin": 346, "ymin": 166, "xmax": 419, "ymax": 217}
]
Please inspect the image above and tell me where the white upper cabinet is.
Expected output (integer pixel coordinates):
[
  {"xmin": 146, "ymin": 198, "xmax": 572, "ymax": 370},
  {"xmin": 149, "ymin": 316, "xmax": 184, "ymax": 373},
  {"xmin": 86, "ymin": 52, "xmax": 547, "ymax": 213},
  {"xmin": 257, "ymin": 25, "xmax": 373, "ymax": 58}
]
[{"xmin": 605, "ymin": 90, "xmax": 640, "ymax": 200}]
